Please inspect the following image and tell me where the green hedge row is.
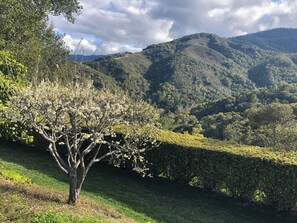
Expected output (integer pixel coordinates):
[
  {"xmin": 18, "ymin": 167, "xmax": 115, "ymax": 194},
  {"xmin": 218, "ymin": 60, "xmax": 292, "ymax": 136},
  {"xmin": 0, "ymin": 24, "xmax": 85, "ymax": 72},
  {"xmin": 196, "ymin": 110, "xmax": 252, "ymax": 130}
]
[{"xmin": 147, "ymin": 140, "xmax": 297, "ymax": 212}]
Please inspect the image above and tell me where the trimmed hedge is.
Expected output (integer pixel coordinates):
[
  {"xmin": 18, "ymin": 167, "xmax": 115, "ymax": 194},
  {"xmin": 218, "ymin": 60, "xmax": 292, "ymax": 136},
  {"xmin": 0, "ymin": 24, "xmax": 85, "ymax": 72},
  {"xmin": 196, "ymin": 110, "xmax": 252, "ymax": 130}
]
[{"xmin": 148, "ymin": 130, "xmax": 297, "ymax": 212}]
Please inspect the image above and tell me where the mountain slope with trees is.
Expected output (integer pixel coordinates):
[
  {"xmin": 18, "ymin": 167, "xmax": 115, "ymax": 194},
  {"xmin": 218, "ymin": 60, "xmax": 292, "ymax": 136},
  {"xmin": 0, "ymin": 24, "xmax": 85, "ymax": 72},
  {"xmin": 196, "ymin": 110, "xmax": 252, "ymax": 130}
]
[
  {"xmin": 230, "ymin": 28, "xmax": 297, "ymax": 53},
  {"xmin": 81, "ymin": 29, "xmax": 297, "ymax": 150},
  {"xmin": 84, "ymin": 31, "xmax": 297, "ymax": 112}
]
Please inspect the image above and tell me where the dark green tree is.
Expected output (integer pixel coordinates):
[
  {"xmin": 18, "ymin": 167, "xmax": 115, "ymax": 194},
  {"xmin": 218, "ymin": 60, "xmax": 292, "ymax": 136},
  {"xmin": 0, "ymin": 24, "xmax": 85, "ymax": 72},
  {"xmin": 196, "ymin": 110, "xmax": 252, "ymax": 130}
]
[
  {"xmin": 247, "ymin": 103, "xmax": 297, "ymax": 150},
  {"xmin": 0, "ymin": 0, "xmax": 82, "ymax": 82},
  {"xmin": 0, "ymin": 50, "xmax": 29, "ymax": 142},
  {"xmin": 0, "ymin": 50, "xmax": 26, "ymax": 104}
]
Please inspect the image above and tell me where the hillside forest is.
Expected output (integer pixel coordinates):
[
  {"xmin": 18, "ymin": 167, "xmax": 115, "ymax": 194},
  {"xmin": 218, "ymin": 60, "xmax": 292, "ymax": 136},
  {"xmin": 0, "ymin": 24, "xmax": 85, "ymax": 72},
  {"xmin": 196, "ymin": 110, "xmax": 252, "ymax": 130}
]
[{"xmin": 78, "ymin": 28, "xmax": 297, "ymax": 151}]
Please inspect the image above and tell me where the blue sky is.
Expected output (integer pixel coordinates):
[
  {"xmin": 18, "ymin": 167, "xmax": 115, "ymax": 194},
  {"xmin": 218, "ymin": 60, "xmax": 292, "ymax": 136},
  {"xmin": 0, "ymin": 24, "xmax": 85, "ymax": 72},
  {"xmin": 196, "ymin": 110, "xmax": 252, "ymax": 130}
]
[{"xmin": 51, "ymin": 0, "xmax": 297, "ymax": 55}]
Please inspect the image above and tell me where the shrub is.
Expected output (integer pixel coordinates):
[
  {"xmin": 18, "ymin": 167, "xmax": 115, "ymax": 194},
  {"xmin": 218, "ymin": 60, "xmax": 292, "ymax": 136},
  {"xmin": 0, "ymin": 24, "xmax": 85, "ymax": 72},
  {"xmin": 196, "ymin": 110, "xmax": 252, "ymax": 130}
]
[
  {"xmin": 0, "ymin": 50, "xmax": 28, "ymax": 142},
  {"xmin": 0, "ymin": 50, "xmax": 26, "ymax": 104}
]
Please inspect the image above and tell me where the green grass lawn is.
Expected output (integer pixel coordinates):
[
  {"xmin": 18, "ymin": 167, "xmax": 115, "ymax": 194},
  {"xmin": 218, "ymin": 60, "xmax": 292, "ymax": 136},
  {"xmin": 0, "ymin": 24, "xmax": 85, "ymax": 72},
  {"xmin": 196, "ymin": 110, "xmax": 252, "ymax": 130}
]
[{"xmin": 0, "ymin": 142, "xmax": 296, "ymax": 223}]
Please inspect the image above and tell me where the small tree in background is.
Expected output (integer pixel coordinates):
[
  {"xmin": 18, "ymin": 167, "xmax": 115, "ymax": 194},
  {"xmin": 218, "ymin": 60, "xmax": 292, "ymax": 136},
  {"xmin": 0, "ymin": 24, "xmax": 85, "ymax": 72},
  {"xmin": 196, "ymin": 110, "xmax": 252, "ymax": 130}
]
[
  {"xmin": 4, "ymin": 81, "xmax": 159, "ymax": 204},
  {"xmin": 247, "ymin": 103, "xmax": 297, "ymax": 150}
]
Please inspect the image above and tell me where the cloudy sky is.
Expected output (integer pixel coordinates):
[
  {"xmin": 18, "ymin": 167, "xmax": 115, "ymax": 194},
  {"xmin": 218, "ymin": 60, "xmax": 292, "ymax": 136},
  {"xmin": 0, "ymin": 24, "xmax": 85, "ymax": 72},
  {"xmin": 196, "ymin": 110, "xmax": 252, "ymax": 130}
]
[{"xmin": 50, "ymin": 0, "xmax": 297, "ymax": 55}]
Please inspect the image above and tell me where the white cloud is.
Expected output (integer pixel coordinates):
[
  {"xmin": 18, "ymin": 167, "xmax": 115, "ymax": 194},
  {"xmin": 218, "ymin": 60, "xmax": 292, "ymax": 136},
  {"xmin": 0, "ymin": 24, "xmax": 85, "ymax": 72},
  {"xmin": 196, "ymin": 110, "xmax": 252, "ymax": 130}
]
[
  {"xmin": 62, "ymin": 35, "xmax": 142, "ymax": 55},
  {"xmin": 63, "ymin": 35, "xmax": 97, "ymax": 54},
  {"xmin": 101, "ymin": 42, "xmax": 142, "ymax": 54},
  {"xmin": 51, "ymin": 0, "xmax": 297, "ymax": 54},
  {"xmin": 207, "ymin": 8, "xmax": 231, "ymax": 18},
  {"xmin": 151, "ymin": 0, "xmax": 297, "ymax": 38},
  {"xmin": 52, "ymin": 0, "xmax": 173, "ymax": 54}
]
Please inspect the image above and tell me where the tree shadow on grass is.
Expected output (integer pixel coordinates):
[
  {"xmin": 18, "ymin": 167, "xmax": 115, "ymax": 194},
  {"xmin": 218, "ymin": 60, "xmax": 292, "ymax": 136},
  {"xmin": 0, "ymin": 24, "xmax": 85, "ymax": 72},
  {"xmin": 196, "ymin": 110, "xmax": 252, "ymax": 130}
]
[{"xmin": 0, "ymin": 142, "xmax": 296, "ymax": 223}]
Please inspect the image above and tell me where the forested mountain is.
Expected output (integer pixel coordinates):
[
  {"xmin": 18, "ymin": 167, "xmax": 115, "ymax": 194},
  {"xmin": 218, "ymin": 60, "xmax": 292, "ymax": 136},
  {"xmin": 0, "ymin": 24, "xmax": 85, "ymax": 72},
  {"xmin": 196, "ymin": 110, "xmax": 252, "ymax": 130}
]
[
  {"xmin": 83, "ymin": 31, "xmax": 297, "ymax": 112},
  {"xmin": 79, "ymin": 29, "xmax": 297, "ymax": 149},
  {"xmin": 230, "ymin": 28, "xmax": 297, "ymax": 53}
]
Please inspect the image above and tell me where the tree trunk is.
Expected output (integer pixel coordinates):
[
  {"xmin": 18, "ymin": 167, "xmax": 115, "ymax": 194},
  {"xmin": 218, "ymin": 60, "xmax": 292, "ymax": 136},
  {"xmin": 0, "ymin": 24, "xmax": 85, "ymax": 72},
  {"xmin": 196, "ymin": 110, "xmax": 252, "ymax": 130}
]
[{"xmin": 67, "ymin": 168, "xmax": 80, "ymax": 205}]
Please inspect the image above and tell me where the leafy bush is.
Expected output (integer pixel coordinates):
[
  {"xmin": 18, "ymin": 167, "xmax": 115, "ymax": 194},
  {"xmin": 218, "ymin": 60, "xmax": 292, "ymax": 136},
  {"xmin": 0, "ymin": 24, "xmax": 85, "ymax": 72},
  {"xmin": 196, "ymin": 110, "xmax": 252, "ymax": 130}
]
[
  {"xmin": 0, "ymin": 50, "xmax": 26, "ymax": 104},
  {"xmin": 0, "ymin": 50, "xmax": 30, "ymax": 142},
  {"xmin": 148, "ymin": 134, "xmax": 297, "ymax": 211}
]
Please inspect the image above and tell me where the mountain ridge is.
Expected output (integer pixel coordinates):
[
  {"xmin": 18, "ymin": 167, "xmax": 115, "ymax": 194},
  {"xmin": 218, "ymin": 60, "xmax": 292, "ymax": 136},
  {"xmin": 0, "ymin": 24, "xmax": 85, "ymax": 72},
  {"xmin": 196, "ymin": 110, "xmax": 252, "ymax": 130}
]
[
  {"xmin": 81, "ymin": 28, "xmax": 297, "ymax": 112},
  {"xmin": 230, "ymin": 28, "xmax": 297, "ymax": 53}
]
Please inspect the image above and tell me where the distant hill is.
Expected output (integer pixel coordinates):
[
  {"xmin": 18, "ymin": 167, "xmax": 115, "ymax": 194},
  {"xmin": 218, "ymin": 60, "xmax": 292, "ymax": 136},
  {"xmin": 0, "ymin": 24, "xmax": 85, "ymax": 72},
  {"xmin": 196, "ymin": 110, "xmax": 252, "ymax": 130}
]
[
  {"xmin": 69, "ymin": 55, "xmax": 103, "ymax": 62},
  {"xmin": 82, "ymin": 32, "xmax": 297, "ymax": 112},
  {"xmin": 230, "ymin": 28, "xmax": 297, "ymax": 53}
]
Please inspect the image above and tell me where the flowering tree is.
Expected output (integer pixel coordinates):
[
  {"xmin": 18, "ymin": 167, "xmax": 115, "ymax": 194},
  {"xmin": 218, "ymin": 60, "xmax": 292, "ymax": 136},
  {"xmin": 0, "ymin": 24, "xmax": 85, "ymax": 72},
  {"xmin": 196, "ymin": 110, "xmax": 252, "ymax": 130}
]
[{"xmin": 5, "ymin": 81, "xmax": 159, "ymax": 204}]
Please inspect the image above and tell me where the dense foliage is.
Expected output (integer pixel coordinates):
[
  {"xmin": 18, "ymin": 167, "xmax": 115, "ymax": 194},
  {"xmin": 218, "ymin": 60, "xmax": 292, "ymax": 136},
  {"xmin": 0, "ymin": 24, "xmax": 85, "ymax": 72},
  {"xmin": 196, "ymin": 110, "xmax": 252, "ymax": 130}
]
[
  {"xmin": 0, "ymin": 50, "xmax": 28, "ymax": 142},
  {"xmin": 0, "ymin": 0, "xmax": 81, "ymax": 82},
  {"xmin": 85, "ymin": 31, "xmax": 297, "ymax": 114},
  {"xmin": 231, "ymin": 28, "xmax": 297, "ymax": 53},
  {"xmin": 0, "ymin": 51, "xmax": 26, "ymax": 104},
  {"xmin": 147, "ymin": 134, "xmax": 297, "ymax": 212},
  {"xmin": 81, "ymin": 30, "xmax": 297, "ymax": 150}
]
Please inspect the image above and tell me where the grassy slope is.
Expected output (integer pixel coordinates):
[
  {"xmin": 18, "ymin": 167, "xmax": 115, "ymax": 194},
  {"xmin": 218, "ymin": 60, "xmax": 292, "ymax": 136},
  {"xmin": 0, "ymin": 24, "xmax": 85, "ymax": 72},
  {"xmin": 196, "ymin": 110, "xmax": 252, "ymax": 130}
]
[
  {"xmin": 0, "ymin": 179, "xmax": 126, "ymax": 223},
  {"xmin": 0, "ymin": 142, "xmax": 296, "ymax": 223}
]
